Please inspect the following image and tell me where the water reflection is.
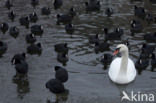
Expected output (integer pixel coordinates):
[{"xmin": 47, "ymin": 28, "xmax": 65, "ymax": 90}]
[
  {"xmin": 109, "ymin": 80, "xmax": 130, "ymax": 101},
  {"xmin": 57, "ymin": 53, "xmax": 69, "ymax": 66},
  {"xmin": 12, "ymin": 74, "xmax": 30, "ymax": 99},
  {"xmin": 102, "ymin": 65, "xmax": 108, "ymax": 70},
  {"xmin": 47, "ymin": 90, "xmax": 69, "ymax": 103}
]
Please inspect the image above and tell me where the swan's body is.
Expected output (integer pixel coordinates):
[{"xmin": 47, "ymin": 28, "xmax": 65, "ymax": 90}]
[{"xmin": 108, "ymin": 44, "xmax": 136, "ymax": 84}]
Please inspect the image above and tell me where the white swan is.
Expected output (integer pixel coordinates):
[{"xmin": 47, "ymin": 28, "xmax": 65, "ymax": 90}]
[{"xmin": 108, "ymin": 44, "xmax": 136, "ymax": 84}]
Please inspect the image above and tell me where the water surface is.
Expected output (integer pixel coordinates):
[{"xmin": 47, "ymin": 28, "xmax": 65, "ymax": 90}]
[{"xmin": 0, "ymin": 0, "xmax": 156, "ymax": 103}]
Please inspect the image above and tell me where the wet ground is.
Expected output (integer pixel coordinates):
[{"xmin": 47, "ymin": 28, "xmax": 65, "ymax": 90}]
[{"xmin": 0, "ymin": 0, "xmax": 156, "ymax": 103}]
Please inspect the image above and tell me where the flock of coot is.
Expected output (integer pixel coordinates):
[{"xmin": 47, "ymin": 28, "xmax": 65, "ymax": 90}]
[{"xmin": 0, "ymin": 0, "xmax": 156, "ymax": 95}]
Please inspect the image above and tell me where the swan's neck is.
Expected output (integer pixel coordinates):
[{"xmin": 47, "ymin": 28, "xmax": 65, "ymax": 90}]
[{"xmin": 119, "ymin": 51, "xmax": 128, "ymax": 76}]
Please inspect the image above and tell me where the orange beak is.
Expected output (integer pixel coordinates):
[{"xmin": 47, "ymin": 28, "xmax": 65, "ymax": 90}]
[{"xmin": 113, "ymin": 50, "xmax": 119, "ymax": 55}]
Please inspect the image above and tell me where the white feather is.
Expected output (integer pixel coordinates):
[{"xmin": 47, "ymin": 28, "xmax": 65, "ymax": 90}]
[{"xmin": 108, "ymin": 44, "xmax": 136, "ymax": 84}]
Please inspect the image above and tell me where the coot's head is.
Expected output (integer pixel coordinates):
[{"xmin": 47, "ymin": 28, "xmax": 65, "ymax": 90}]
[
  {"xmin": 12, "ymin": 58, "xmax": 21, "ymax": 65},
  {"xmin": 115, "ymin": 27, "xmax": 120, "ymax": 32},
  {"xmin": 95, "ymin": 41, "xmax": 99, "ymax": 46},
  {"xmin": 22, "ymin": 52, "xmax": 26, "ymax": 58},
  {"xmin": 64, "ymin": 43, "xmax": 68, "ymax": 48},
  {"xmin": 62, "ymin": 53, "xmax": 68, "ymax": 58},
  {"xmin": 130, "ymin": 20, "xmax": 136, "ymax": 25},
  {"xmin": 32, "ymin": 12, "xmax": 37, "ymax": 16},
  {"xmin": 70, "ymin": 7, "xmax": 74, "ymax": 12},
  {"xmin": 57, "ymin": 14, "xmax": 60, "ymax": 18},
  {"xmin": 95, "ymin": 34, "xmax": 99, "ymax": 38},
  {"xmin": 104, "ymin": 28, "xmax": 108, "ymax": 34},
  {"xmin": 26, "ymin": 16, "xmax": 29, "ymax": 20},
  {"xmin": 37, "ymin": 43, "xmax": 41, "ymax": 48},
  {"xmin": 55, "ymin": 66, "xmax": 61, "ymax": 71},
  {"xmin": 142, "ymin": 43, "xmax": 146, "ymax": 48},
  {"xmin": 134, "ymin": 5, "xmax": 137, "ymax": 9},
  {"xmin": 85, "ymin": 2, "xmax": 88, "ymax": 6},
  {"xmin": 151, "ymin": 53, "xmax": 155, "ymax": 59},
  {"xmin": 30, "ymin": 33, "xmax": 35, "ymax": 38},
  {"xmin": 0, "ymin": 41, "xmax": 3, "ymax": 46}
]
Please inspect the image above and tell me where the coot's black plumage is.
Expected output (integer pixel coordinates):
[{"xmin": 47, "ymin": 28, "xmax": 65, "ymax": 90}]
[
  {"xmin": 5, "ymin": 0, "xmax": 13, "ymax": 10},
  {"xmin": 65, "ymin": 23, "xmax": 74, "ymax": 34},
  {"xmin": 14, "ymin": 60, "xmax": 28, "ymax": 74},
  {"xmin": 130, "ymin": 20, "xmax": 143, "ymax": 34},
  {"xmin": 57, "ymin": 14, "xmax": 73, "ymax": 25},
  {"xmin": 54, "ymin": 0, "xmax": 63, "ymax": 10},
  {"xmin": 41, "ymin": 7, "xmax": 51, "ymax": 15},
  {"xmin": 68, "ymin": 7, "xmax": 76, "ymax": 17},
  {"xmin": 104, "ymin": 28, "xmax": 123, "ymax": 40},
  {"xmin": 151, "ymin": 53, "xmax": 156, "ymax": 71},
  {"xmin": 31, "ymin": 0, "xmax": 39, "ymax": 8},
  {"xmin": 141, "ymin": 43, "xmax": 155, "ymax": 55},
  {"xmin": 11, "ymin": 53, "xmax": 26, "ymax": 65},
  {"xmin": 55, "ymin": 66, "xmax": 68, "ymax": 83},
  {"xmin": 0, "ymin": 23, "xmax": 9, "ymax": 34},
  {"xmin": 29, "ymin": 12, "xmax": 38, "ymax": 23},
  {"xmin": 94, "ymin": 41, "xmax": 109, "ymax": 53},
  {"xmin": 139, "ymin": 51, "xmax": 150, "ymax": 59},
  {"xmin": 54, "ymin": 43, "xmax": 68, "ymax": 54},
  {"xmin": 134, "ymin": 5, "xmax": 146, "ymax": 19},
  {"xmin": 31, "ymin": 25, "xmax": 43, "ymax": 36},
  {"xmin": 100, "ymin": 53, "xmax": 112, "ymax": 65},
  {"xmin": 9, "ymin": 26, "xmax": 19, "ymax": 38},
  {"xmin": 85, "ymin": 0, "xmax": 100, "ymax": 11},
  {"xmin": 57, "ymin": 53, "xmax": 69, "ymax": 66},
  {"xmin": 27, "ymin": 43, "xmax": 42, "ymax": 55},
  {"xmin": 0, "ymin": 41, "xmax": 7, "ymax": 57},
  {"xmin": 19, "ymin": 16, "xmax": 30, "ymax": 29},
  {"xmin": 8, "ymin": 10, "xmax": 15, "ymax": 22},
  {"xmin": 105, "ymin": 8, "xmax": 113, "ymax": 17},
  {"xmin": 25, "ymin": 33, "xmax": 36, "ymax": 44},
  {"xmin": 46, "ymin": 79, "xmax": 65, "ymax": 94},
  {"xmin": 89, "ymin": 34, "xmax": 99, "ymax": 44},
  {"xmin": 144, "ymin": 32, "xmax": 156, "ymax": 42},
  {"xmin": 145, "ymin": 13, "xmax": 153, "ymax": 24},
  {"xmin": 135, "ymin": 58, "xmax": 149, "ymax": 74}
]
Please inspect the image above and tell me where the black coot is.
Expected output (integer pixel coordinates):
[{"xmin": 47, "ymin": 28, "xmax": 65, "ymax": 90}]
[
  {"xmin": 46, "ymin": 79, "xmax": 65, "ymax": 94},
  {"xmin": 55, "ymin": 66, "xmax": 68, "ymax": 83}
]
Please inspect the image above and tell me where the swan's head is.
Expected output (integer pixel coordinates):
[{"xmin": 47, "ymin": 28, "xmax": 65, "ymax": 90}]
[{"xmin": 113, "ymin": 44, "xmax": 128, "ymax": 55}]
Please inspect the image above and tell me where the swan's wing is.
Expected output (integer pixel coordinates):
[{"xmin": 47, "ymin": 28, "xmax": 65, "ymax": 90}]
[
  {"xmin": 108, "ymin": 58, "xmax": 121, "ymax": 81},
  {"xmin": 127, "ymin": 58, "xmax": 137, "ymax": 81}
]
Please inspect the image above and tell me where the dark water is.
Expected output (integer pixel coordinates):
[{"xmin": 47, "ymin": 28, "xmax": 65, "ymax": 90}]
[{"xmin": 0, "ymin": 0, "xmax": 156, "ymax": 103}]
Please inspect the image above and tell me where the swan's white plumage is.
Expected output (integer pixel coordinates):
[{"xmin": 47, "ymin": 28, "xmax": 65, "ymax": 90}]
[
  {"xmin": 108, "ymin": 44, "xmax": 136, "ymax": 84},
  {"xmin": 109, "ymin": 58, "xmax": 136, "ymax": 84}
]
